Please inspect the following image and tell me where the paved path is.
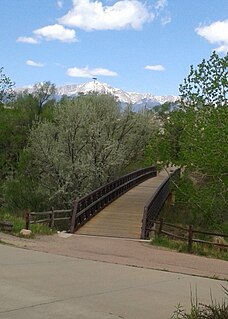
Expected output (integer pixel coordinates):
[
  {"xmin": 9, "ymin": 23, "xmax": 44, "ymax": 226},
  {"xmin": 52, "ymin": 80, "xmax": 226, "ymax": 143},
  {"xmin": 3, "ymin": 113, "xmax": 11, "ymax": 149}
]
[
  {"xmin": 0, "ymin": 245, "xmax": 227, "ymax": 319},
  {"xmin": 76, "ymin": 170, "xmax": 170, "ymax": 238},
  {"xmin": 1, "ymin": 232, "xmax": 228, "ymax": 280}
]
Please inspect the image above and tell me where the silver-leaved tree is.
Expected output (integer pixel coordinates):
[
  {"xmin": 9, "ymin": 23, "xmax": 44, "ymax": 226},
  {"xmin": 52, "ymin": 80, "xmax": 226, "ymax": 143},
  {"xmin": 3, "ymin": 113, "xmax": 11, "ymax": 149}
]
[
  {"xmin": 22, "ymin": 94, "xmax": 156, "ymax": 208},
  {"xmin": 0, "ymin": 67, "xmax": 15, "ymax": 104}
]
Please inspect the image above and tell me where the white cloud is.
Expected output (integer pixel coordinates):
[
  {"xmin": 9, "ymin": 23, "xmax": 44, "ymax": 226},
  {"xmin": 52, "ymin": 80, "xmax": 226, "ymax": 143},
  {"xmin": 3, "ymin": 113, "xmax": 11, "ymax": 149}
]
[
  {"xmin": 17, "ymin": 36, "xmax": 39, "ymax": 44},
  {"xmin": 67, "ymin": 66, "xmax": 118, "ymax": 77},
  {"xmin": 155, "ymin": 0, "xmax": 168, "ymax": 10},
  {"xmin": 154, "ymin": 0, "xmax": 171, "ymax": 26},
  {"xmin": 57, "ymin": 0, "xmax": 63, "ymax": 8},
  {"xmin": 145, "ymin": 65, "xmax": 165, "ymax": 71},
  {"xmin": 195, "ymin": 20, "xmax": 228, "ymax": 53},
  {"xmin": 33, "ymin": 24, "xmax": 77, "ymax": 43},
  {"xmin": 161, "ymin": 13, "xmax": 171, "ymax": 26},
  {"xmin": 216, "ymin": 44, "xmax": 228, "ymax": 53},
  {"xmin": 26, "ymin": 60, "xmax": 45, "ymax": 67},
  {"xmin": 58, "ymin": 0, "xmax": 153, "ymax": 31}
]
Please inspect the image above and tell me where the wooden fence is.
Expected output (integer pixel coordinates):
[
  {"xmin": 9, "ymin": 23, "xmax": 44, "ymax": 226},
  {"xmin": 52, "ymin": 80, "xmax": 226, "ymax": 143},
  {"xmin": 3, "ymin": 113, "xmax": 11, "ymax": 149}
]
[
  {"xmin": 152, "ymin": 218, "xmax": 228, "ymax": 253},
  {"xmin": 25, "ymin": 209, "xmax": 72, "ymax": 230},
  {"xmin": 25, "ymin": 166, "xmax": 157, "ymax": 232}
]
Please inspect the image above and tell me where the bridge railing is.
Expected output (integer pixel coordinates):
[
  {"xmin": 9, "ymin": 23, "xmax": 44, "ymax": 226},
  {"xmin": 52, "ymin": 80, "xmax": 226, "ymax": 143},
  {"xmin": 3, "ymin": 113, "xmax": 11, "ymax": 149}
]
[
  {"xmin": 141, "ymin": 168, "xmax": 180, "ymax": 239},
  {"xmin": 70, "ymin": 166, "xmax": 157, "ymax": 233}
]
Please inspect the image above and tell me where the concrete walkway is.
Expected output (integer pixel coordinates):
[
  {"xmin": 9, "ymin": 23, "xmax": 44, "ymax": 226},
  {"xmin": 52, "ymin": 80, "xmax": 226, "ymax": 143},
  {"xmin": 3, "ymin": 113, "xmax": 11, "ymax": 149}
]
[
  {"xmin": 1, "ymin": 232, "xmax": 228, "ymax": 280},
  {"xmin": 0, "ymin": 245, "xmax": 227, "ymax": 319}
]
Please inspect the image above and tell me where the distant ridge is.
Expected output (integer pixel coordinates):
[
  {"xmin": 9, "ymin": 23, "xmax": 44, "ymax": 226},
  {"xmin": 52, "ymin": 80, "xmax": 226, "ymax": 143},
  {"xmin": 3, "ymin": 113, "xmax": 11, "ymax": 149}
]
[{"xmin": 16, "ymin": 80, "xmax": 179, "ymax": 110}]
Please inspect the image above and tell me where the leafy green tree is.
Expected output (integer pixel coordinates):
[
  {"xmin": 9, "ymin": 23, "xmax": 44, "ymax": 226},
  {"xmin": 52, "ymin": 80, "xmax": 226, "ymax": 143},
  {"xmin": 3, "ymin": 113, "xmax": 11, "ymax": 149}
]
[
  {"xmin": 152, "ymin": 102, "xmax": 178, "ymax": 121},
  {"xmin": 0, "ymin": 106, "xmax": 30, "ymax": 179},
  {"xmin": 179, "ymin": 51, "xmax": 227, "ymax": 108},
  {"xmin": 147, "ymin": 52, "xmax": 228, "ymax": 229},
  {"xmin": 0, "ymin": 88, "xmax": 56, "ymax": 210},
  {"xmin": 0, "ymin": 67, "xmax": 15, "ymax": 104},
  {"xmin": 2, "ymin": 150, "xmax": 48, "ymax": 213},
  {"xmin": 0, "ymin": 105, "xmax": 33, "ymax": 207}
]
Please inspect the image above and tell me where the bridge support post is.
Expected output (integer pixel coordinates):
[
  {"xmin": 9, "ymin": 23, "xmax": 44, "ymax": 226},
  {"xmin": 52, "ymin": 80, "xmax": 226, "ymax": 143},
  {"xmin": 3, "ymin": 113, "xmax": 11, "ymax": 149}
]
[{"xmin": 141, "ymin": 207, "xmax": 148, "ymax": 239}]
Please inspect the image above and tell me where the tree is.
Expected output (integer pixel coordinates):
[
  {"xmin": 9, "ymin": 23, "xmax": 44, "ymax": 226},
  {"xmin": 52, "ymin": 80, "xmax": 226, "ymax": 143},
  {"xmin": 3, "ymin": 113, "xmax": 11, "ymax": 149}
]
[
  {"xmin": 152, "ymin": 102, "xmax": 178, "ymax": 121},
  {"xmin": 0, "ymin": 106, "xmax": 30, "ymax": 180},
  {"xmin": 33, "ymin": 81, "xmax": 56, "ymax": 113},
  {"xmin": 0, "ymin": 67, "xmax": 15, "ymax": 104},
  {"xmin": 0, "ymin": 105, "xmax": 33, "ymax": 207},
  {"xmin": 146, "ymin": 52, "xmax": 228, "ymax": 229},
  {"xmin": 16, "ymin": 94, "xmax": 155, "ymax": 208},
  {"xmin": 177, "ymin": 51, "xmax": 228, "ymax": 175},
  {"xmin": 0, "ymin": 89, "xmax": 56, "ymax": 209},
  {"xmin": 179, "ymin": 51, "xmax": 227, "ymax": 108}
]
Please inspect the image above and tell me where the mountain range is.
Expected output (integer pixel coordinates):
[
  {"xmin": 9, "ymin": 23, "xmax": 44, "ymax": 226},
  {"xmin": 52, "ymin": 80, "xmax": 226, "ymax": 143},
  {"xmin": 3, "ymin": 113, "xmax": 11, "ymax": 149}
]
[{"xmin": 17, "ymin": 81, "xmax": 179, "ymax": 110}]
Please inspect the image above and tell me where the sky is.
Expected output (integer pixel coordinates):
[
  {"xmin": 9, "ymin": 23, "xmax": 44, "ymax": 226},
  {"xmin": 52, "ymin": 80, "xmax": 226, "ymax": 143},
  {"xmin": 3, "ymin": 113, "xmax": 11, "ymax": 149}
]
[{"xmin": 0, "ymin": 0, "xmax": 227, "ymax": 96}]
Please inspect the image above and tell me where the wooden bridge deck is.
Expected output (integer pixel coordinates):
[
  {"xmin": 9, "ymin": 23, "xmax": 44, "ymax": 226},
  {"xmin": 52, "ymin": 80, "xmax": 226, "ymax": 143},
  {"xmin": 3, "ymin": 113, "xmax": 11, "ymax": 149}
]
[{"xmin": 76, "ymin": 170, "xmax": 170, "ymax": 239}]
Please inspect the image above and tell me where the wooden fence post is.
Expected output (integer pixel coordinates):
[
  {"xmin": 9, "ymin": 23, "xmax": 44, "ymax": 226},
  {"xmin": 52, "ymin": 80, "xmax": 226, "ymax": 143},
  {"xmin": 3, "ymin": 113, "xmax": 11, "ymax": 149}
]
[
  {"xmin": 158, "ymin": 218, "xmax": 164, "ymax": 235},
  {"xmin": 49, "ymin": 207, "xmax": 55, "ymax": 228},
  {"xmin": 188, "ymin": 225, "xmax": 193, "ymax": 253},
  {"xmin": 25, "ymin": 211, "xmax": 30, "ymax": 230}
]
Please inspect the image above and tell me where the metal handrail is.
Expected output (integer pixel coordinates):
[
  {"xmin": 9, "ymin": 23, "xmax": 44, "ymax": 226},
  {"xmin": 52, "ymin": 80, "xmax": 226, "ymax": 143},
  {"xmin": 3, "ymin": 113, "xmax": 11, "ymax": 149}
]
[
  {"xmin": 70, "ymin": 166, "xmax": 157, "ymax": 233},
  {"xmin": 141, "ymin": 168, "xmax": 180, "ymax": 239}
]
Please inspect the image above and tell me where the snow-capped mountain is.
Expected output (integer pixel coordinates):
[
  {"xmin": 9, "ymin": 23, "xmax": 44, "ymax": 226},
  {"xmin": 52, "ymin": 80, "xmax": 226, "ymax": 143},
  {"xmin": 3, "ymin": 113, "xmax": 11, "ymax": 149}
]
[
  {"xmin": 16, "ymin": 81, "xmax": 179, "ymax": 110},
  {"xmin": 57, "ymin": 81, "xmax": 178, "ymax": 109}
]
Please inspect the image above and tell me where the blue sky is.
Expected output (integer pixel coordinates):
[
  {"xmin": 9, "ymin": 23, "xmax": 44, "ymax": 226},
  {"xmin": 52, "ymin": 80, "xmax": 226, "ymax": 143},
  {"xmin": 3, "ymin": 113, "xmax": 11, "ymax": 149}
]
[{"xmin": 0, "ymin": 0, "xmax": 227, "ymax": 95}]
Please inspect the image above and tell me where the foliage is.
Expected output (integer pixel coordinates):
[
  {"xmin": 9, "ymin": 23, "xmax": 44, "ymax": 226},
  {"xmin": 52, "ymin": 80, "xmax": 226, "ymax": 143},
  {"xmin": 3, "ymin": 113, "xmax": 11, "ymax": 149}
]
[
  {"xmin": 151, "ymin": 235, "xmax": 228, "ymax": 261},
  {"xmin": 2, "ymin": 174, "xmax": 48, "ymax": 214},
  {"xmin": 146, "ymin": 52, "xmax": 228, "ymax": 229},
  {"xmin": 4, "ymin": 94, "xmax": 156, "ymax": 210},
  {"xmin": 0, "ymin": 67, "xmax": 15, "ymax": 104},
  {"xmin": 33, "ymin": 81, "xmax": 56, "ymax": 112},
  {"xmin": 0, "ymin": 106, "xmax": 30, "ymax": 180},
  {"xmin": 0, "ymin": 82, "xmax": 57, "ymax": 207},
  {"xmin": 151, "ymin": 235, "xmax": 188, "ymax": 252},
  {"xmin": 0, "ymin": 209, "xmax": 53, "ymax": 235},
  {"xmin": 170, "ymin": 288, "xmax": 228, "ymax": 319},
  {"xmin": 152, "ymin": 101, "xmax": 178, "ymax": 121},
  {"xmin": 179, "ymin": 51, "xmax": 227, "ymax": 108}
]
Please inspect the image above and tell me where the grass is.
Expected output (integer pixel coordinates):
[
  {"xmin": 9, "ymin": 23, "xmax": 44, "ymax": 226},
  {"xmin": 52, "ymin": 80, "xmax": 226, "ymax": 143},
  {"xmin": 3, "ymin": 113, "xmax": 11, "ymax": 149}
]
[
  {"xmin": 151, "ymin": 235, "xmax": 228, "ymax": 261},
  {"xmin": 153, "ymin": 199, "xmax": 228, "ymax": 261},
  {"xmin": 151, "ymin": 235, "xmax": 188, "ymax": 252},
  {"xmin": 170, "ymin": 287, "xmax": 228, "ymax": 319},
  {"xmin": 0, "ymin": 210, "xmax": 54, "ymax": 236},
  {"xmin": 0, "ymin": 239, "xmax": 8, "ymax": 245}
]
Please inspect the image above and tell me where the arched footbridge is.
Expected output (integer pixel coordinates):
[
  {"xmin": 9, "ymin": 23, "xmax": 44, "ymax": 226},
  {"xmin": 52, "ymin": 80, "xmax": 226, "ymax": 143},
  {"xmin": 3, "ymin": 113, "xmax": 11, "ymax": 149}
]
[{"xmin": 70, "ymin": 167, "xmax": 180, "ymax": 240}]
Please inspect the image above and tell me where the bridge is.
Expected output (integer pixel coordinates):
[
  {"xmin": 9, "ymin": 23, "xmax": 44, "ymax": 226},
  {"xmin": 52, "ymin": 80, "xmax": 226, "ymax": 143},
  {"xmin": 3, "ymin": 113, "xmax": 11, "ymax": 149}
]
[{"xmin": 70, "ymin": 166, "xmax": 180, "ymax": 240}]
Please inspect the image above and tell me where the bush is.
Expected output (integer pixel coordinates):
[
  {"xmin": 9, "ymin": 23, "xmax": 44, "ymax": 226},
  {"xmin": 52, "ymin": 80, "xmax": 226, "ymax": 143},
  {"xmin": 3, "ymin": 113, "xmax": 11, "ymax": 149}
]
[{"xmin": 2, "ymin": 177, "xmax": 49, "ymax": 214}]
